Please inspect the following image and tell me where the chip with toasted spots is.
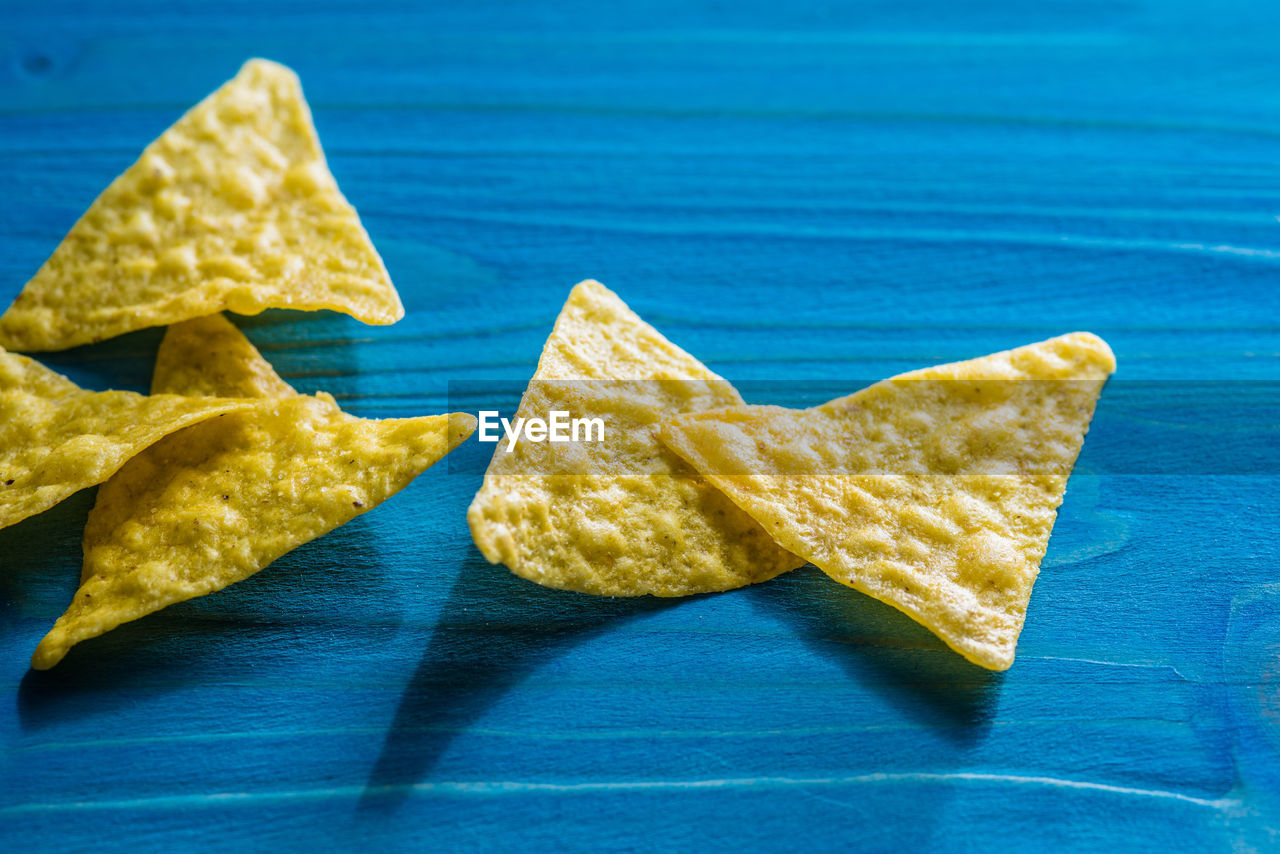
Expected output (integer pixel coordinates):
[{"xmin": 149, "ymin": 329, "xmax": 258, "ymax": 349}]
[
  {"xmin": 0, "ymin": 347, "xmax": 251, "ymax": 532},
  {"xmin": 0, "ymin": 59, "xmax": 402, "ymax": 353},
  {"xmin": 466, "ymin": 280, "xmax": 803, "ymax": 597},
  {"xmin": 659, "ymin": 333, "xmax": 1116, "ymax": 670},
  {"xmin": 31, "ymin": 315, "xmax": 474, "ymax": 669}
]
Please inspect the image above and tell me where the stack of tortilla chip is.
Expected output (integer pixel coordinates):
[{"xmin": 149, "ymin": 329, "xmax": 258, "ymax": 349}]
[
  {"xmin": 658, "ymin": 332, "xmax": 1115, "ymax": 670},
  {"xmin": 470, "ymin": 282, "xmax": 1114, "ymax": 671},
  {"xmin": 1, "ymin": 60, "xmax": 474, "ymax": 669}
]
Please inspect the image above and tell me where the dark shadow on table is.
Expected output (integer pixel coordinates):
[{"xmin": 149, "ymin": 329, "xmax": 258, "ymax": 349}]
[
  {"xmin": 359, "ymin": 555, "xmax": 678, "ymax": 813},
  {"xmin": 745, "ymin": 567, "xmax": 1003, "ymax": 745},
  {"xmin": 33, "ymin": 307, "xmax": 369, "ymax": 396},
  {"xmin": 233, "ymin": 308, "xmax": 365, "ymax": 399},
  {"xmin": 35, "ymin": 327, "xmax": 167, "ymax": 393},
  {"xmin": 0, "ymin": 489, "xmax": 92, "ymax": 626},
  {"xmin": 17, "ymin": 514, "xmax": 385, "ymax": 730},
  {"xmin": 17, "ymin": 614, "xmax": 258, "ymax": 730}
]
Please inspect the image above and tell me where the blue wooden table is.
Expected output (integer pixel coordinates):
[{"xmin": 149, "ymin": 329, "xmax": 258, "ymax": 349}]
[{"xmin": 2, "ymin": 1, "xmax": 1278, "ymax": 850}]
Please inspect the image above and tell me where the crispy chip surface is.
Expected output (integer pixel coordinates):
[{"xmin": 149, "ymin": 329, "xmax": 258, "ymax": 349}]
[
  {"xmin": 31, "ymin": 315, "xmax": 474, "ymax": 669},
  {"xmin": 659, "ymin": 333, "xmax": 1116, "ymax": 669},
  {"xmin": 0, "ymin": 348, "xmax": 250, "ymax": 532},
  {"xmin": 467, "ymin": 280, "xmax": 802, "ymax": 597},
  {"xmin": 0, "ymin": 59, "xmax": 402, "ymax": 352}
]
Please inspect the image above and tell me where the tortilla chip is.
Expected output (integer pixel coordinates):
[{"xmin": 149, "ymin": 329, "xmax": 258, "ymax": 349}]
[
  {"xmin": 31, "ymin": 315, "xmax": 474, "ymax": 669},
  {"xmin": 0, "ymin": 59, "xmax": 402, "ymax": 352},
  {"xmin": 150, "ymin": 307, "xmax": 295, "ymax": 400},
  {"xmin": 659, "ymin": 333, "xmax": 1116, "ymax": 670},
  {"xmin": 467, "ymin": 280, "xmax": 803, "ymax": 597},
  {"xmin": 0, "ymin": 348, "xmax": 250, "ymax": 532}
]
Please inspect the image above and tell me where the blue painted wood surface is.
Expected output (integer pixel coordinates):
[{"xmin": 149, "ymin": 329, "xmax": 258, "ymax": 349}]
[{"xmin": 2, "ymin": 1, "xmax": 1278, "ymax": 850}]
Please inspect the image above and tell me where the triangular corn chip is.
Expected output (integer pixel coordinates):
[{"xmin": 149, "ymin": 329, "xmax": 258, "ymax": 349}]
[
  {"xmin": 467, "ymin": 280, "xmax": 803, "ymax": 597},
  {"xmin": 0, "ymin": 348, "xmax": 250, "ymax": 531},
  {"xmin": 659, "ymin": 333, "xmax": 1116, "ymax": 669},
  {"xmin": 31, "ymin": 315, "xmax": 474, "ymax": 669},
  {"xmin": 150, "ymin": 307, "xmax": 295, "ymax": 399},
  {"xmin": 0, "ymin": 59, "xmax": 402, "ymax": 352}
]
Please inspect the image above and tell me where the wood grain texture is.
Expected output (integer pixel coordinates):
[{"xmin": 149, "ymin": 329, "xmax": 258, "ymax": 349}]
[{"xmin": 1, "ymin": 0, "xmax": 1277, "ymax": 850}]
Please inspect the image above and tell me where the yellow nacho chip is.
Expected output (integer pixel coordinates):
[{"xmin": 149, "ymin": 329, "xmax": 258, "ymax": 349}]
[
  {"xmin": 0, "ymin": 59, "xmax": 402, "ymax": 352},
  {"xmin": 31, "ymin": 315, "xmax": 474, "ymax": 669},
  {"xmin": 150, "ymin": 307, "xmax": 295, "ymax": 399},
  {"xmin": 659, "ymin": 333, "xmax": 1116, "ymax": 670},
  {"xmin": 0, "ymin": 348, "xmax": 250, "ymax": 532},
  {"xmin": 467, "ymin": 280, "xmax": 803, "ymax": 597}
]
